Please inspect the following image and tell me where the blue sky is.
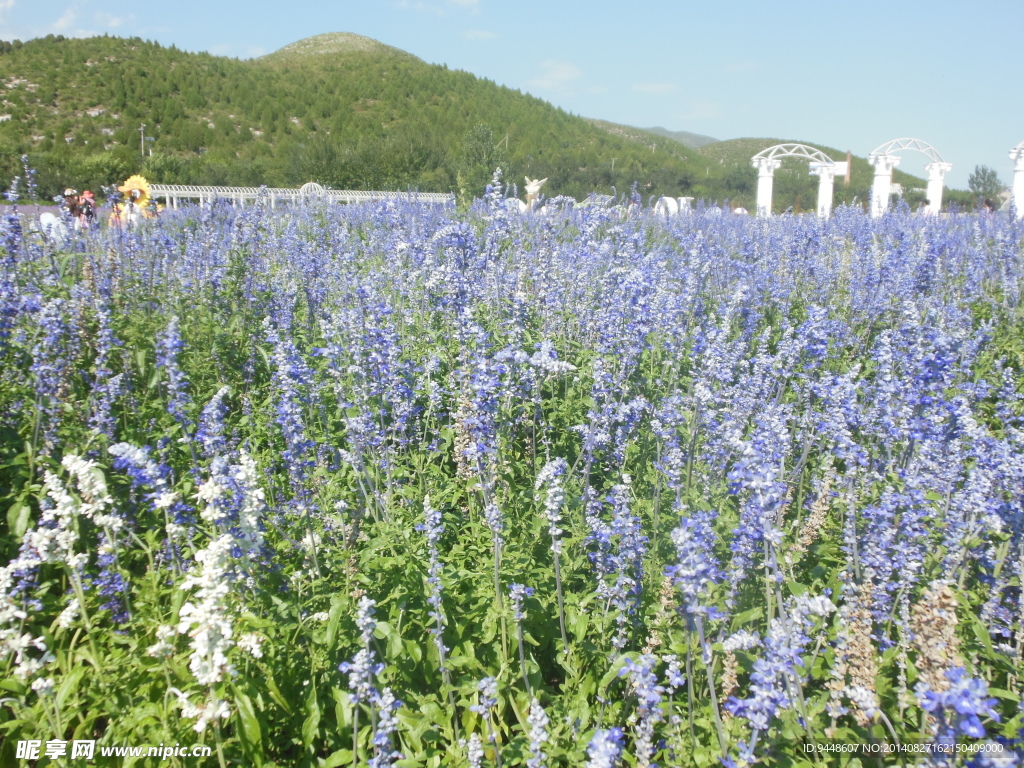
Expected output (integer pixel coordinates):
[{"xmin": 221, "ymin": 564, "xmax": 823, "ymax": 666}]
[{"xmin": 2, "ymin": 0, "xmax": 1022, "ymax": 189}]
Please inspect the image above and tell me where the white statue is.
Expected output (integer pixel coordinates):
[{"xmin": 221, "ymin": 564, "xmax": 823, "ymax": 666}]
[{"xmin": 524, "ymin": 177, "xmax": 547, "ymax": 211}]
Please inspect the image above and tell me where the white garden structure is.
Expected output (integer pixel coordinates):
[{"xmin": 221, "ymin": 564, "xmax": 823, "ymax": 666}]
[
  {"xmin": 147, "ymin": 181, "xmax": 454, "ymax": 209},
  {"xmin": 749, "ymin": 144, "xmax": 846, "ymax": 218},
  {"xmin": 653, "ymin": 196, "xmax": 695, "ymax": 217},
  {"xmin": 867, "ymin": 138, "xmax": 951, "ymax": 218},
  {"xmin": 1010, "ymin": 140, "xmax": 1024, "ymax": 219}
]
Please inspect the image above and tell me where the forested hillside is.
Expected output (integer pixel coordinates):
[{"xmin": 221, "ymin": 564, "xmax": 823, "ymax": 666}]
[
  {"xmin": 0, "ymin": 32, "xmax": 950, "ymax": 209},
  {"xmin": 0, "ymin": 33, "xmax": 720, "ymax": 201}
]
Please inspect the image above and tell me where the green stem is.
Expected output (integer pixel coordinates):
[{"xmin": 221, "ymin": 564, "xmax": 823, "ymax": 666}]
[
  {"xmin": 493, "ymin": 535, "xmax": 507, "ymax": 662},
  {"xmin": 68, "ymin": 571, "xmax": 109, "ymax": 692},
  {"xmin": 553, "ymin": 550, "xmax": 569, "ymax": 651},
  {"xmin": 212, "ymin": 699, "xmax": 228, "ymax": 768},
  {"xmin": 353, "ymin": 706, "xmax": 359, "ymax": 768},
  {"xmin": 517, "ymin": 621, "xmax": 530, "ymax": 695},
  {"xmin": 685, "ymin": 640, "xmax": 697, "ymax": 750},
  {"xmin": 696, "ymin": 617, "xmax": 729, "ymax": 758}
]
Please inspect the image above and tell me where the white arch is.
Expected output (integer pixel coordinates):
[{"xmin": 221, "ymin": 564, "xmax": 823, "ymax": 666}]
[
  {"xmin": 1010, "ymin": 140, "xmax": 1024, "ymax": 219},
  {"xmin": 867, "ymin": 138, "xmax": 950, "ymax": 217},
  {"xmin": 299, "ymin": 182, "xmax": 326, "ymax": 199},
  {"xmin": 750, "ymin": 143, "xmax": 838, "ymax": 218},
  {"xmin": 869, "ymin": 137, "xmax": 944, "ymax": 164},
  {"xmin": 752, "ymin": 143, "xmax": 835, "ymax": 166}
]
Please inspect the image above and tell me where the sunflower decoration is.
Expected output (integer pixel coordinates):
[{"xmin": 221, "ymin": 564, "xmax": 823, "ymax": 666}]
[{"xmin": 111, "ymin": 174, "xmax": 161, "ymax": 224}]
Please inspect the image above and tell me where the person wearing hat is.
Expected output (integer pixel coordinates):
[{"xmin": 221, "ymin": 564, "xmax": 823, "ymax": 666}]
[
  {"xmin": 111, "ymin": 175, "xmax": 158, "ymax": 227},
  {"xmin": 61, "ymin": 188, "xmax": 79, "ymax": 216},
  {"xmin": 58, "ymin": 188, "xmax": 88, "ymax": 231}
]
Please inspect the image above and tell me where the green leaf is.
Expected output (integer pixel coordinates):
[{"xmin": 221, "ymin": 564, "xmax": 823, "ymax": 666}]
[
  {"xmin": 598, "ymin": 656, "xmax": 627, "ymax": 690},
  {"xmin": 236, "ymin": 692, "xmax": 262, "ymax": 748},
  {"xmin": 6, "ymin": 501, "xmax": 31, "ymax": 540},
  {"xmin": 265, "ymin": 673, "xmax": 292, "ymax": 714},
  {"xmin": 375, "ymin": 620, "xmax": 403, "ymax": 658},
  {"xmin": 56, "ymin": 665, "xmax": 86, "ymax": 709},
  {"xmin": 326, "ymin": 594, "xmax": 343, "ymax": 649},
  {"xmin": 324, "ymin": 749, "xmax": 353, "ymax": 768},
  {"xmin": 333, "ymin": 687, "xmax": 353, "ymax": 729},
  {"xmin": 571, "ymin": 609, "xmax": 589, "ymax": 639},
  {"xmin": 0, "ymin": 678, "xmax": 27, "ymax": 696},
  {"xmin": 988, "ymin": 688, "xmax": 1019, "ymax": 700},
  {"xmin": 972, "ymin": 617, "xmax": 995, "ymax": 656},
  {"xmin": 731, "ymin": 607, "xmax": 763, "ymax": 631},
  {"xmin": 302, "ymin": 684, "xmax": 321, "ymax": 748}
]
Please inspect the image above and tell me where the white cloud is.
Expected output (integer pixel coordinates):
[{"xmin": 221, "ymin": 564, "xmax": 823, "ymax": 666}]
[
  {"xmin": 0, "ymin": 0, "xmax": 102, "ymax": 39},
  {"xmin": 37, "ymin": 2, "xmax": 99, "ymax": 38},
  {"xmin": 633, "ymin": 82, "xmax": 675, "ymax": 95},
  {"xmin": 530, "ymin": 60, "xmax": 581, "ymax": 90},
  {"xmin": 53, "ymin": 6, "xmax": 77, "ymax": 33},
  {"xmin": 93, "ymin": 12, "xmax": 129, "ymax": 29},
  {"xmin": 448, "ymin": 0, "xmax": 479, "ymax": 8},
  {"xmin": 464, "ymin": 28, "xmax": 495, "ymax": 40}
]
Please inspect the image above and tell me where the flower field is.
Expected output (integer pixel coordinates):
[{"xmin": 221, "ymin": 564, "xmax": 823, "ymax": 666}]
[{"xmin": 1, "ymin": 181, "xmax": 1023, "ymax": 767}]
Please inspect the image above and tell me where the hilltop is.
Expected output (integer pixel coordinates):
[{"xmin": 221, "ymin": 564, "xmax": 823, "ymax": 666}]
[{"xmin": 260, "ymin": 32, "xmax": 421, "ymax": 62}]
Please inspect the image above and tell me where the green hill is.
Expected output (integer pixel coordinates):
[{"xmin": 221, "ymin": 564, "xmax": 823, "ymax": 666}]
[
  {"xmin": 0, "ymin": 33, "xmax": 724, "ymax": 202},
  {"xmin": 0, "ymin": 33, "xmax": 968, "ymax": 209}
]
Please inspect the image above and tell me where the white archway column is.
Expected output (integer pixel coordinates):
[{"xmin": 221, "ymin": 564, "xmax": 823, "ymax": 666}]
[
  {"xmin": 810, "ymin": 164, "xmax": 837, "ymax": 218},
  {"xmin": 1010, "ymin": 143, "xmax": 1024, "ymax": 219},
  {"xmin": 868, "ymin": 154, "xmax": 900, "ymax": 218},
  {"xmin": 924, "ymin": 162, "xmax": 952, "ymax": 214},
  {"xmin": 752, "ymin": 157, "xmax": 781, "ymax": 218}
]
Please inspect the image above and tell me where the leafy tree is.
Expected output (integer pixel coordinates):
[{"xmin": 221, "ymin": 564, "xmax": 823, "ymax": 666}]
[
  {"xmin": 142, "ymin": 152, "xmax": 189, "ymax": 184},
  {"xmin": 968, "ymin": 165, "xmax": 1003, "ymax": 202},
  {"xmin": 293, "ymin": 134, "xmax": 342, "ymax": 186},
  {"xmin": 457, "ymin": 124, "xmax": 507, "ymax": 200}
]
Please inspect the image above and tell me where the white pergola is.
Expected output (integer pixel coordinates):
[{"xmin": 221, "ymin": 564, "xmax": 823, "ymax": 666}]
[
  {"xmin": 147, "ymin": 181, "xmax": 454, "ymax": 209},
  {"xmin": 750, "ymin": 144, "xmax": 846, "ymax": 218},
  {"xmin": 867, "ymin": 138, "xmax": 950, "ymax": 217},
  {"xmin": 1010, "ymin": 140, "xmax": 1024, "ymax": 219}
]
